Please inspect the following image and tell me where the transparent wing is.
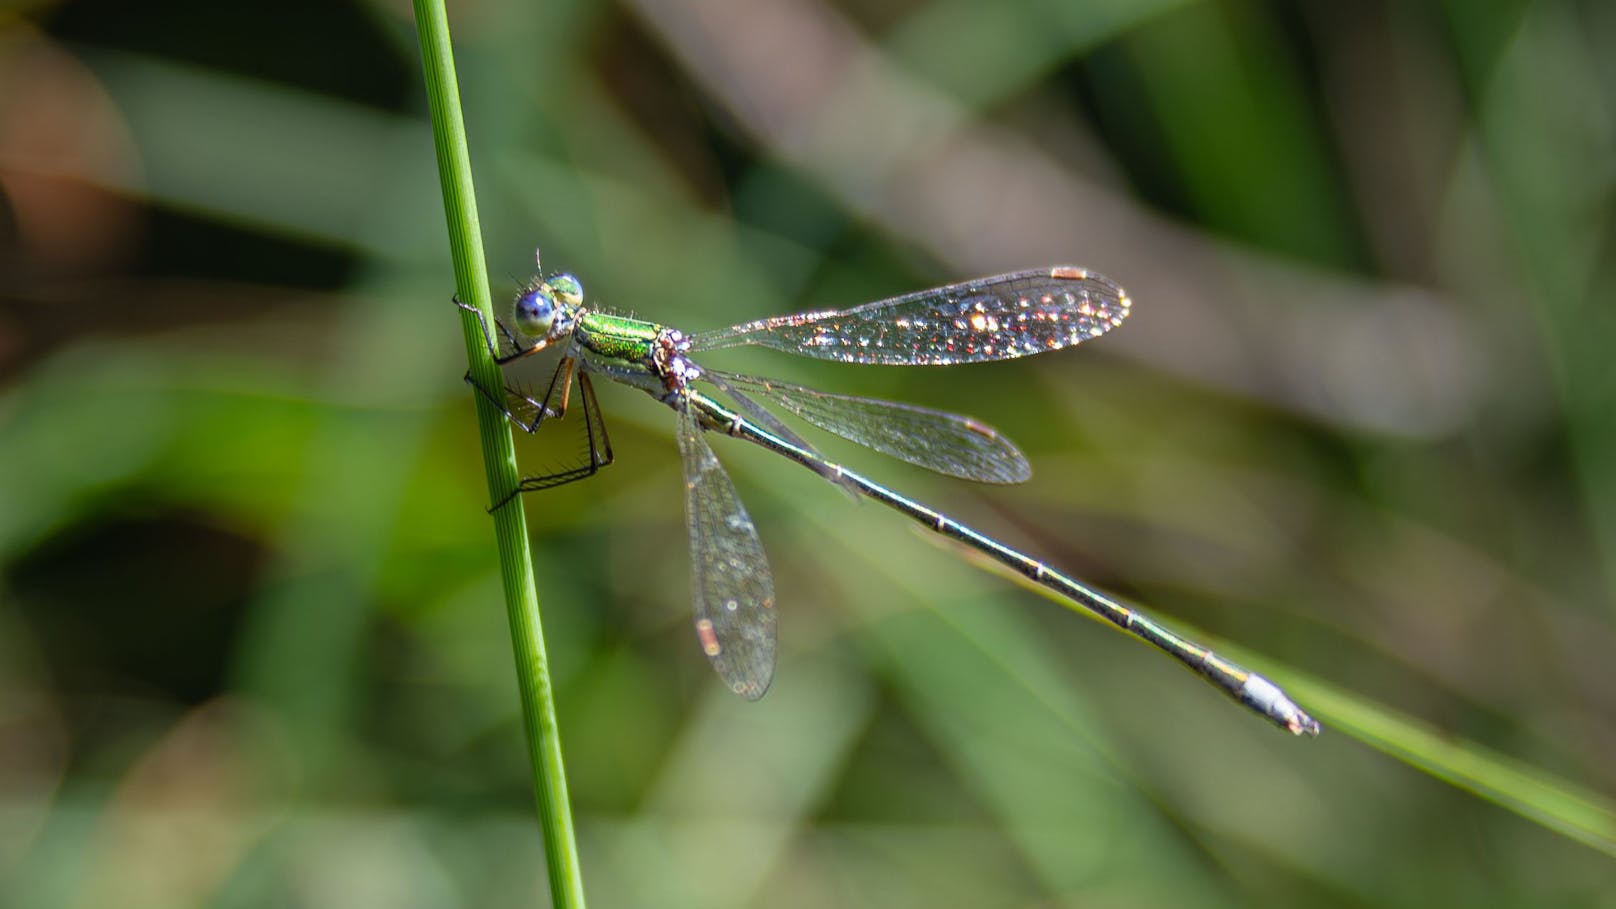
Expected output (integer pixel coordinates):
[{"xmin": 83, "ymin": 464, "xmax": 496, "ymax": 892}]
[
  {"xmin": 509, "ymin": 370, "xmax": 614, "ymax": 497},
  {"xmin": 690, "ymin": 267, "xmax": 1129, "ymax": 365},
  {"xmin": 675, "ymin": 396, "xmax": 777, "ymax": 700},
  {"xmin": 702, "ymin": 370, "xmax": 817, "ymax": 459},
  {"xmin": 703, "ymin": 370, "xmax": 857, "ymax": 491},
  {"xmin": 709, "ymin": 370, "xmax": 1031, "ymax": 484}
]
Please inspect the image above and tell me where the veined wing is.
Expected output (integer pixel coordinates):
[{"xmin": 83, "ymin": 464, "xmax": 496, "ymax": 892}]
[
  {"xmin": 703, "ymin": 370, "xmax": 864, "ymax": 493},
  {"xmin": 675, "ymin": 396, "xmax": 777, "ymax": 700},
  {"xmin": 702, "ymin": 370, "xmax": 818, "ymax": 462},
  {"xmin": 710, "ymin": 370, "xmax": 1031, "ymax": 484},
  {"xmin": 690, "ymin": 267, "xmax": 1129, "ymax": 365}
]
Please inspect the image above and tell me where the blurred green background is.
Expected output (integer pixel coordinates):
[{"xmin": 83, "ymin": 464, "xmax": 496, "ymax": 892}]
[{"xmin": 4, "ymin": 0, "xmax": 1615, "ymax": 905}]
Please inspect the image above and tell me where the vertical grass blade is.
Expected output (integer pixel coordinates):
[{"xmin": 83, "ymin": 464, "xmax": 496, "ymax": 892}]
[{"xmin": 412, "ymin": 2, "xmax": 587, "ymax": 905}]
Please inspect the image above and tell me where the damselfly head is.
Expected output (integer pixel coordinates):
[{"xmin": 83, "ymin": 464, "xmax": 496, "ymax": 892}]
[
  {"xmin": 514, "ymin": 287, "xmax": 560, "ymax": 338},
  {"xmin": 514, "ymin": 274, "xmax": 585, "ymax": 341}
]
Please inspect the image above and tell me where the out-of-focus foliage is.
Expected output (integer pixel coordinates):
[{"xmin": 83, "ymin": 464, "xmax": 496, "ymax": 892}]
[{"xmin": 2, "ymin": 0, "xmax": 1614, "ymax": 906}]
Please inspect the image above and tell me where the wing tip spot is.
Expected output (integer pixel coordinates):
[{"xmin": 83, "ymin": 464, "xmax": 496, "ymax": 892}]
[
  {"xmin": 962, "ymin": 418, "xmax": 999, "ymax": 439},
  {"xmin": 695, "ymin": 618, "xmax": 721, "ymax": 656}
]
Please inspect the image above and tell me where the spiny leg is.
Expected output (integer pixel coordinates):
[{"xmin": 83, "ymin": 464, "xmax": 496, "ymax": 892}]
[
  {"xmin": 455, "ymin": 293, "xmax": 563, "ymax": 436},
  {"xmin": 462, "ymin": 349, "xmax": 576, "ymax": 440},
  {"xmin": 451, "ymin": 297, "xmax": 608, "ymax": 510},
  {"xmin": 517, "ymin": 357, "xmax": 576, "ymax": 434},
  {"xmin": 576, "ymin": 372, "xmax": 614, "ymax": 468},
  {"xmin": 491, "ymin": 369, "xmax": 616, "ymax": 510}
]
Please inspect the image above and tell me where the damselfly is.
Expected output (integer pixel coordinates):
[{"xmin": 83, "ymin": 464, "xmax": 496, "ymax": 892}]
[{"xmin": 458, "ymin": 256, "xmax": 1319, "ymax": 736}]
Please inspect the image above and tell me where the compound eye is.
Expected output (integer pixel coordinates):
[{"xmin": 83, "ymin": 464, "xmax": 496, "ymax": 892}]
[
  {"xmin": 514, "ymin": 289, "xmax": 558, "ymax": 337},
  {"xmin": 548, "ymin": 273, "xmax": 583, "ymax": 306}
]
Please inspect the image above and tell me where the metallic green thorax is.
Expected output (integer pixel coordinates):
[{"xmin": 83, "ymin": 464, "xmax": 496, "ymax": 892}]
[{"xmin": 575, "ymin": 311, "xmax": 662, "ymax": 363}]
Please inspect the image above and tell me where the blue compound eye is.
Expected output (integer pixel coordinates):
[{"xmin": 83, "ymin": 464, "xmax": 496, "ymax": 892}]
[
  {"xmin": 514, "ymin": 289, "xmax": 558, "ymax": 337},
  {"xmin": 548, "ymin": 273, "xmax": 583, "ymax": 306}
]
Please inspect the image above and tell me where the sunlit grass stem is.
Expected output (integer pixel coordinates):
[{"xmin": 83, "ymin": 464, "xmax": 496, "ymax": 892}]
[{"xmin": 412, "ymin": 2, "xmax": 587, "ymax": 905}]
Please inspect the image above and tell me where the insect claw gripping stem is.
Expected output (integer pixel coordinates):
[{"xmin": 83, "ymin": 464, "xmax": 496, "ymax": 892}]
[
  {"xmin": 457, "ymin": 289, "xmax": 614, "ymax": 509},
  {"xmin": 453, "ymin": 293, "xmax": 528, "ymax": 364}
]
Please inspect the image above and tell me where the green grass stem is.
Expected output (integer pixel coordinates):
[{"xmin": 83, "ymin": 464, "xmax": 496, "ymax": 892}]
[{"xmin": 412, "ymin": 3, "xmax": 587, "ymax": 905}]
